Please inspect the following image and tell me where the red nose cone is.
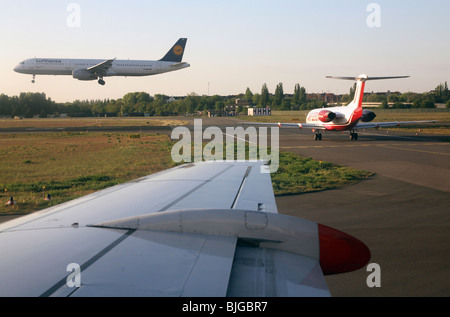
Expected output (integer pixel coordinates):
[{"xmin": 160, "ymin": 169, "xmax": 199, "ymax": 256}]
[{"xmin": 318, "ymin": 224, "xmax": 371, "ymax": 275}]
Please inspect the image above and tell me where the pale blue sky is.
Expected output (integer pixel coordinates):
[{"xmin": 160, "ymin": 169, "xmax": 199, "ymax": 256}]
[{"xmin": 0, "ymin": 0, "xmax": 449, "ymax": 102}]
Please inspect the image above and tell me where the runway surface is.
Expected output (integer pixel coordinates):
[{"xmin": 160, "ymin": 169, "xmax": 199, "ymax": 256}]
[{"xmin": 274, "ymin": 126, "xmax": 450, "ymax": 297}]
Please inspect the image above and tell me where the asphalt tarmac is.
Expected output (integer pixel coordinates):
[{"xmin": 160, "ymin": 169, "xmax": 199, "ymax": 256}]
[
  {"xmin": 196, "ymin": 117, "xmax": 449, "ymax": 296},
  {"xmin": 274, "ymin": 126, "xmax": 450, "ymax": 297},
  {"xmin": 1, "ymin": 117, "xmax": 448, "ymax": 297}
]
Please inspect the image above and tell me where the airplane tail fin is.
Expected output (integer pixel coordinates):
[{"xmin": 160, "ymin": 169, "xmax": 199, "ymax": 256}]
[
  {"xmin": 326, "ymin": 74, "xmax": 409, "ymax": 109},
  {"xmin": 159, "ymin": 38, "xmax": 188, "ymax": 62}
]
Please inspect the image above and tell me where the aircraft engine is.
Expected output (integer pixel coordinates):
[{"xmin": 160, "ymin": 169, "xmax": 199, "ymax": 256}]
[
  {"xmin": 318, "ymin": 110, "xmax": 336, "ymax": 122},
  {"xmin": 72, "ymin": 69, "xmax": 97, "ymax": 81},
  {"xmin": 361, "ymin": 109, "xmax": 376, "ymax": 122}
]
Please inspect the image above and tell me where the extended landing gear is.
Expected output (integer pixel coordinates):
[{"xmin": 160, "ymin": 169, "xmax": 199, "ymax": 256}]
[
  {"xmin": 98, "ymin": 78, "xmax": 105, "ymax": 85},
  {"xmin": 314, "ymin": 132, "xmax": 323, "ymax": 141},
  {"xmin": 31, "ymin": 74, "xmax": 35, "ymax": 84},
  {"xmin": 350, "ymin": 130, "xmax": 359, "ymax": 141}
]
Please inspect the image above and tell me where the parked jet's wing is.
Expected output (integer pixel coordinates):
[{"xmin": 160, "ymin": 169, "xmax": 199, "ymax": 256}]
[
  {"xmin": 87, "ymin": 58, "xmax": 116, "ymax": 76},
  {"xmin": 241, "ymin": 121, "xmax": 321, "ymax": 129},
  {"xmin": 356, "ymin": 120, "xmax": 438, "ymax": 129},
  {"xmin": 0, "ymin": 161, "xmax": 369, "ymax": 297}
]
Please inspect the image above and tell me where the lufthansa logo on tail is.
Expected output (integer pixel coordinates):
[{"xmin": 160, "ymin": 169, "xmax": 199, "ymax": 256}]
[{"xmin": 173, "ymin": 45, "xmax": 184, "ymax": 56}]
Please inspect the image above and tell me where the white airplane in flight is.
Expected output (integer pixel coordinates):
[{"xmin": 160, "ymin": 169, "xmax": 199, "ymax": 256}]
[
  {"xmin": 0, "ymin": 161, "xmax": 370, "ymax": 297},
  {"xmin": 245, "ymin": 74, "xmax": 437, "ymax": 140},
  {"xmin": 13, "ymin": 38, "xmax": 189, "ymax": 86}
]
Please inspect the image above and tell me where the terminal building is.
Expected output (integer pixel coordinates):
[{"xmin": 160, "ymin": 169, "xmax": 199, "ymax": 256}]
[{"xmin": 247, "ymin": 107, "xmax": 271, "ymax": 116}]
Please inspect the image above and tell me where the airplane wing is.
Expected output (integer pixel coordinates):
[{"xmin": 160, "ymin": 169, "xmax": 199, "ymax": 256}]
[
  {"xmin": 242, "ymin": 120, "xmax": 438, "ymax": 130},
  {"xmin": 0, "ymin": 161, "xmax": 369, "ymax": 297},
  {"xmin": 87, "ymin": 58, "xmax": 116, "ymax": 77},
  {"xmin": 241, "ymin": 122, "xmax": 322, "ymax": 129},
  {"xmin": 356, "ymin": 120, "xmax": 438, "ymax": 129}
]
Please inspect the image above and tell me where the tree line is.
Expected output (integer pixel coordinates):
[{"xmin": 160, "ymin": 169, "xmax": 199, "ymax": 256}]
[{"xmin": 1, "ymin": 81, "xmax": 448, "ymax": 117}]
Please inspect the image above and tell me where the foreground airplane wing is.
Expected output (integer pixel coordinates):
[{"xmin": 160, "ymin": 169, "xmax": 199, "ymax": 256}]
[{"xmin": 0, "ymin": 161, "xmax": 369, "ymax": 297}]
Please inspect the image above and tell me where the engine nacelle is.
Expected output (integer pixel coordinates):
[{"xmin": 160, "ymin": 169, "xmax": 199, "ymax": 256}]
[
  {"xmin": 318, "ymin": 110, "xmax": 336, "ymax": 122},
  {"xmin": 72, "ymin": 69, "xmax": 97, "ymax": 81},
  {"xmin": 361, "ymin": 110, "xmax": 376, "ymax": 122}
]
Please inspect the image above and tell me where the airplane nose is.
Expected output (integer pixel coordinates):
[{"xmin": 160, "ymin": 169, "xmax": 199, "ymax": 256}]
[{"xmin": 13, "ymin": 64, "xmax": 20, "ymax": 72}]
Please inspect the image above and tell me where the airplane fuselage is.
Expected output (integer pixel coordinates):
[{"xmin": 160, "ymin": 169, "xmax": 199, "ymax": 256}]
[
  {"xmin": 13, "ymin": 38, "xmax": 189, "ymax": 85},
  {"xmin": 14, "ymin": 58, "xmax": 189, "ymax": 78},
  {"xmin": 305, "ymin": 104, "xmax": 362, "ymax": 132}
]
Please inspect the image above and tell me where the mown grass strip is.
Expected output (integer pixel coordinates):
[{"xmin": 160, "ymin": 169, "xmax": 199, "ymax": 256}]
[{"xmin": 272, "ymin": 151, "xmax": 372, "ymax": 195}]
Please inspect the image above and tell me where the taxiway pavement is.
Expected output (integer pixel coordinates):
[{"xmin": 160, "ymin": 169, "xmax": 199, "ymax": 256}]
[{"xmin": 274, "ymin": 126, "xmax": 450, "ymax": 296}]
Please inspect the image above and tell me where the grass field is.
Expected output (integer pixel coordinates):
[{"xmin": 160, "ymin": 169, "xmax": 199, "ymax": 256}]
[
  {"xmin": 0, "ymin": 132, "xmax": 175, "ymax": 214},
  {"xmin": 0, "ymin": 130, "xmax": 372, "ymax": 214},
  {"xmin": 0, "ymin": 117, "xmax": 188, "ymax": 129}
]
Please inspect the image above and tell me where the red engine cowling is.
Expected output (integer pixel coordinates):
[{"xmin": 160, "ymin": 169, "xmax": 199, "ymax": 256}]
[
  {"xmin": 361, "ymin": 109, "xmax": 376, "ymax": 122},
  {"xmin": 318, "ymin": 110, "xmax": 336, "ymax": 122}
]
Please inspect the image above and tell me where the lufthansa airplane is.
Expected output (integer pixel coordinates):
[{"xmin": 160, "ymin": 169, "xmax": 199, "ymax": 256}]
[{"xmin": 13, "ymin": 38, "xmax": 189, "ymax": 85}]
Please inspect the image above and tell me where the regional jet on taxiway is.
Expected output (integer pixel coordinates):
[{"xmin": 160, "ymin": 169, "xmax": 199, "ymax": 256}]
[{"xmin": 13, "ymin": 38, "xmax": 189, "ymax": 85}]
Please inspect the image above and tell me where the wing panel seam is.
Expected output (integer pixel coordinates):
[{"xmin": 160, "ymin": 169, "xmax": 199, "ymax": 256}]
[
  {"xmin": 39, "ymin": 229, "xmax": 136, "ymax": 297},
  {"xmin": 231, "ymin": 166, "xmax": 252, "ymax": 209},
  {"xmin": 157, "ymin": 164, "xmax": 234, "ymax": 212}
]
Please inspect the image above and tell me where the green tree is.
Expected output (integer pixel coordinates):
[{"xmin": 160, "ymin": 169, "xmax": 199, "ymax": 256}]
[
  {"xmin": 293, "ymin": 83, "xmax": 306, "ymax": 106},
  {"xmin": 434, "ymin": 82, "xmax": 449, "ymax": 103},
  {"xmin": 259, "ymin": 83, "xmax": 269, "ymax": 107},
  {"xmin": 273, "ymin": 82, "xmax": 284, "ymax": 108},
  {"xmin": 214, "ymin": 101, "xmax": 225, "ymax": 114},
  {"xmin": 243, "ymin": 87, "xmax": 253, "ymax": 102},
  {"xmin": 0, "ymin": 94, "xmax": 11, "ymax": 115},
  {"xmin": 380, "ymin": 99, "xmax": 388, "ymax": 109},
  {"xmin": 252, "ymin": 93, "xmax": 260, "ymax": 105},
  {"xmin": 281, "ymin": 98, "xmax": 291, "ymax": 110}
]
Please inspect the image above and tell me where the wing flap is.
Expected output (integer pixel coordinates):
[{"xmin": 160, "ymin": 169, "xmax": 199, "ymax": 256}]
[
  {"xmin": 227, "ymin": 243, "xmax": 330, "ymax": 296},
  {"xmin": 56, "ymin": 231, "xmax": 237, "ymax": 297},
  {"xmin": 0, "ymin": 227, "xmax": 128, "ymax": 297}
]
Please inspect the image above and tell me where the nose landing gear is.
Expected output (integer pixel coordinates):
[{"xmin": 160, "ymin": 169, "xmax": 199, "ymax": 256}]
[{"xmin": 31, "ymin": 74, "xmax": 35, "ymax": 83}]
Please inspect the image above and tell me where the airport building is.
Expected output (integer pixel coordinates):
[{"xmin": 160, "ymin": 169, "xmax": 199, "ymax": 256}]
[{"xmin": 248, "ymin": 107, "xmax": 271, "ymax": 116}]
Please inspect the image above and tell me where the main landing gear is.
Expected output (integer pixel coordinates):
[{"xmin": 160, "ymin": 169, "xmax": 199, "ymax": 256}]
[
  {"xmin": 31, "ymin": 74, "xmax": 35, "ymax": 83},
  {"xmin": 98, "ymin": 78, "xmax": 105, "ymax": 85},
  {"xmin": 314, "ymin": 131, "xmax": 323, "ymax": 141}
]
